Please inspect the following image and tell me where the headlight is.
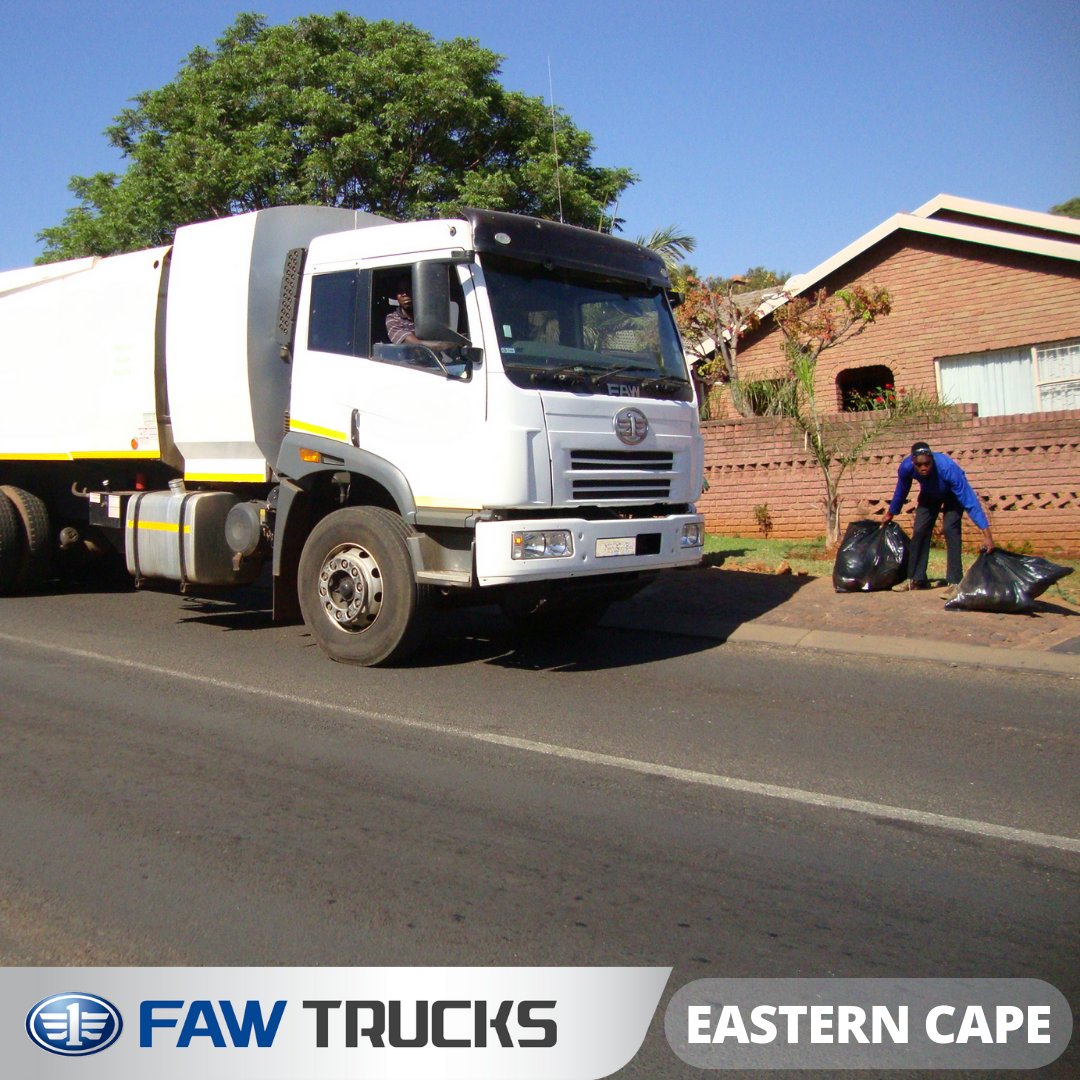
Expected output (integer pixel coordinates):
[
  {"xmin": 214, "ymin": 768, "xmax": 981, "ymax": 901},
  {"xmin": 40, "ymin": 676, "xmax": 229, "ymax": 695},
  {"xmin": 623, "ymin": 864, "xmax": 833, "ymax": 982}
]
[
  {"xmin": 511, "ymin": 530, "xmax": 574, "ymax": 560},
  {"xmin": 681, "ymin": 522, "xmax": 704, "ymax": 548}
]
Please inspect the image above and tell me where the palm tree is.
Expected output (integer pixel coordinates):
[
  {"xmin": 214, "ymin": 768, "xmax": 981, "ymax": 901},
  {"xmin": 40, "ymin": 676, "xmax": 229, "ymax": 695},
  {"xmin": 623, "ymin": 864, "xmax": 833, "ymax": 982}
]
[{"xmin": 635, "ymin": 226, "xmax": 696, "ymax": 287}]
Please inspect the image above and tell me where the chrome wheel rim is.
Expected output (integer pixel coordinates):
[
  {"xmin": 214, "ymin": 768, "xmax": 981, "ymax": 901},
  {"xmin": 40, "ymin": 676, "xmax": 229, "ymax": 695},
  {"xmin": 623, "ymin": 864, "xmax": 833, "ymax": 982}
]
[{"xmin": 317, "ymin": 544, "xmax": 383, "ymax": 632}]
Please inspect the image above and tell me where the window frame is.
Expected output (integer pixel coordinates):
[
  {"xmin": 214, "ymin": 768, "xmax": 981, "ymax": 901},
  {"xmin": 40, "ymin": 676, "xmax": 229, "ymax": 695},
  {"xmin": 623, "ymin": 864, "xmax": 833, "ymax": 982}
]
[
  {"xmin": 935, "ymin": 338, "xmax": 1080, "ymax": 416},
  {"xmin": 1033, "ymin": 339, "xmax": 1080, "ymax": 410},
  {"xmin": 306, "ymin": 268, "xmax": 371, "ymax": 358}
]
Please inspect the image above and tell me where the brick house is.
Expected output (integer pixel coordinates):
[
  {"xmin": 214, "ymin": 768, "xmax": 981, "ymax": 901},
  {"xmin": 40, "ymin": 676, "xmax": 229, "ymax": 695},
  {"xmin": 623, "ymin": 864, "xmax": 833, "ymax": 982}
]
[{"xmin": 698, "ymin": 196, "xmax": 1080, "ymax": 554}]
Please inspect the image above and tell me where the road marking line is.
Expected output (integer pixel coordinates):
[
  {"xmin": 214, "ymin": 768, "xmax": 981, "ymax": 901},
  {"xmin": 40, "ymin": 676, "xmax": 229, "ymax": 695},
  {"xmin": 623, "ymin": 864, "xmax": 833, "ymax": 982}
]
[{"xmin": 2, "ymin": 630, "xmax": 1077, "ymax": 855}]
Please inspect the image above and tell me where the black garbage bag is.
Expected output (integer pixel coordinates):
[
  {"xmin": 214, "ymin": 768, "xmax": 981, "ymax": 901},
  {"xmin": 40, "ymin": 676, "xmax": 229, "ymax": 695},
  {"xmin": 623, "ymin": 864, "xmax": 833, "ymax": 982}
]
[
  {"xmin": 944, "ymin": 549, "xmax": 1074, "ymax": 613},
  {"xmin": 833, "ymin": 519, "xmax": 909, "ymax": 592}
]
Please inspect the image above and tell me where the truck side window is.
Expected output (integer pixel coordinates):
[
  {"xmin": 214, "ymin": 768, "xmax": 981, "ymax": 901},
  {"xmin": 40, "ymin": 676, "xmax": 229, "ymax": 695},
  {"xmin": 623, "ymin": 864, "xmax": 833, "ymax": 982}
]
[
  {"xmin": 308, "ymin": 270, "xmax": 370, "ymax": 357},
  {"xmin": 370, "ymin": 265, "xmax": 471, "ymax": 356}
]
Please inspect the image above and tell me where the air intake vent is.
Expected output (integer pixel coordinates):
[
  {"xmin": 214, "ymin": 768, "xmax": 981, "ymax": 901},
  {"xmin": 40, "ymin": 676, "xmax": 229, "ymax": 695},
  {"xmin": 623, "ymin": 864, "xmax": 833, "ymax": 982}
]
[
  {"xmin": 573, "ymin": 478, "xmax": 672, "ymax": 499},
  {"xmin": 276, "ymin": 247, "xmax": 307, "ymax": 352},
  {"xmin": 570, "ymin": 450, "xmax": 673, "ymax": 470},
  {"xmin": 561, "ymin": 448, "xmax": 677, "ymax": 504}
]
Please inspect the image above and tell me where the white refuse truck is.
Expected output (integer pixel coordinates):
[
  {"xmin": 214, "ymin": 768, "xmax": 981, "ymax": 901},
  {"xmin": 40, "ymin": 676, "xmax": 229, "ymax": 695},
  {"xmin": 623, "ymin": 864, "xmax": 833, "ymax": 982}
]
[{"xmin": 0, "ymin": 206, "xmax": 704, "ymax": 664}]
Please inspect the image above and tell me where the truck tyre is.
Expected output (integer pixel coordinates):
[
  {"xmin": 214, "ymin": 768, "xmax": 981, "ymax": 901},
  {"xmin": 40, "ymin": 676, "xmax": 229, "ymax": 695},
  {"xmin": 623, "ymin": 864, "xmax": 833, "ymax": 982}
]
[
  {"xmin": 0, "ymin": 485, "xmax": 52, "ymax": 594},
  {"xmin": 0, "ymin": 491, "xmax": 24, "ymax": 596},
  {"xmin": 298, "ymin": 506, "xmax": 431, "ymax": 666}
]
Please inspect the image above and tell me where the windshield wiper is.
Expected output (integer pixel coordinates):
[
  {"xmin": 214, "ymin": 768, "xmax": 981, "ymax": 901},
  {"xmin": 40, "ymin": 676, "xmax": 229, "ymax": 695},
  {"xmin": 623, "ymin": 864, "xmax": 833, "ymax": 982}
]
[
  {"xmin": 536, "ymin": 363, "xmax": 645, "ymax": 388},
  {"xmin": 641, "ymin": 374, "xmax": 690, "ymax": 393},
  {"xmin": 522, "ymin": 362, "xmax": 609, "ymax": 388},
  {"xmin": 524, "ymin": 363, "xmax": 625, "ymax": 388},
  {"xmin": 510, "ymin": 360, "xmax": 658, "ymax": 390},
  {"xmin": 528, "ymin": 364, "xmax": 592, "ymax": 388},
  {"xmin": 586, "ymin": 365, "xmax": 643, "ymax": 387}
]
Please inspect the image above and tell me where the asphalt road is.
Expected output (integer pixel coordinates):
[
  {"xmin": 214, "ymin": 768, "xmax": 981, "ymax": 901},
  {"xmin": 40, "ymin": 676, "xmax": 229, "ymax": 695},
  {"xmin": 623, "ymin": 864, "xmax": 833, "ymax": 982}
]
[{"xmin": 0, "ymin": 580, "xmax": 1077, "ymax": 1077}]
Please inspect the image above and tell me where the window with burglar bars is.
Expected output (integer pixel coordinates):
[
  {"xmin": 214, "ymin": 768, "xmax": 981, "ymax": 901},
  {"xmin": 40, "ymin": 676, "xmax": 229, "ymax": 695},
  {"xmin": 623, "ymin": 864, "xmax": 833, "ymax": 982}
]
[
  {"xmin": 1035, "ymin": 340, "xmax": 1080, "ymax": 411},
  {"xmin": 936, "ymin": 338, "xmax": 1080, "ymax": 416}
]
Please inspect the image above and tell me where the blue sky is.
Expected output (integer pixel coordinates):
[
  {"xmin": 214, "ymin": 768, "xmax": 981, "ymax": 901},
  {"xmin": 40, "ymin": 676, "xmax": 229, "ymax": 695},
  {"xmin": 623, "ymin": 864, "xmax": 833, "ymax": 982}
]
[{"xmin": 1, "ymin": 0, "xmax": 1077, "ymax": 276}]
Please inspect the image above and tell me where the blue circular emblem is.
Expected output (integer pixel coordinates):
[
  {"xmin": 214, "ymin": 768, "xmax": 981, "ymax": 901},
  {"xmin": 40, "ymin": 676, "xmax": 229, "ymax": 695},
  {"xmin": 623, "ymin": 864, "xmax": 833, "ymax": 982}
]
[{"xmin": 26, "ymin": 992, "xmax": 123, "ymax": 1056}]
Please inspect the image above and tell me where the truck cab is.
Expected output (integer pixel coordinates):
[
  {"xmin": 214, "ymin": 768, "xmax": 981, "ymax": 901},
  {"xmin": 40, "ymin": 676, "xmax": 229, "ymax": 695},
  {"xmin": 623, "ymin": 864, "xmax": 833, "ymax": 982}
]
[{"xmin": 275, "ymin": 210, "xmax": 704, "ymax": 662}]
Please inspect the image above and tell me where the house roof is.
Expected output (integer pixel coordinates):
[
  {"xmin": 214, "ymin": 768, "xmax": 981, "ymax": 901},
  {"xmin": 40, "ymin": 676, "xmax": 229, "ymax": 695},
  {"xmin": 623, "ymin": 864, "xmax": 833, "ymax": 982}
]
[
  {"xmin": 912, "ymin": 193, "xmax": 1080, "ymax": 239},
  {"xmin": 761, "ymin": 194, "xmax": 1080, "ymax": 320}
]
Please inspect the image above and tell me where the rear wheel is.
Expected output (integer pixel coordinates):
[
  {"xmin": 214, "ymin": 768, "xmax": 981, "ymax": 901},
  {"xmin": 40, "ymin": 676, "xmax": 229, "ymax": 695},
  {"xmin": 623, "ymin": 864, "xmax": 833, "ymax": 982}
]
[
  {"xmin": 0, "ymin": 485, "xmax": 52, "ymax": 594},
  {"xmin": 298, "ymin": 506, "xmax": 431, "ymax": 666},
  {"xmin": 0, "ymin": 491, "xmax": 23, "ymax": 596}
]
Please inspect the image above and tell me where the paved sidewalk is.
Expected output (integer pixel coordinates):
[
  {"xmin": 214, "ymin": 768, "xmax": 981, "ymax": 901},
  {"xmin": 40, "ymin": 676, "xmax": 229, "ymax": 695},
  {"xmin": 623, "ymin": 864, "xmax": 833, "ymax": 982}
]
[{"xmin": 604, "ymin": 563, "xmax": 1080, "ymax": 677}]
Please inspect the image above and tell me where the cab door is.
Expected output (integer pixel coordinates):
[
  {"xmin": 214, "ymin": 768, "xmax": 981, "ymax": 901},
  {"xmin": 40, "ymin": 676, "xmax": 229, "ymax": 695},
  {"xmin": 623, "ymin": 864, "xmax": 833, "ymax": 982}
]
[{"xmin": 291, "ymin": 261, "xmax": 488, "ymax": 515}]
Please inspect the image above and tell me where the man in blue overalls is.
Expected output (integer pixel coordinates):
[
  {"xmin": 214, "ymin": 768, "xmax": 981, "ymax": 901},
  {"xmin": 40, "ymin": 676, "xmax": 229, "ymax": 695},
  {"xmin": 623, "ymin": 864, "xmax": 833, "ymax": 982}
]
[{"xmin": 882, "ymin": 441, "xmax": 995, "ymax": 592}]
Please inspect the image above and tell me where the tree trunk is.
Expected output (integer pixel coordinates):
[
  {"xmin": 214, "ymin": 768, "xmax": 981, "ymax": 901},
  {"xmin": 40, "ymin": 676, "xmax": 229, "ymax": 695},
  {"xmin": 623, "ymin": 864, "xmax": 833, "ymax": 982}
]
[{"xmin": 824, "ymin": 491, "xmax": 843, "ymax": 551}]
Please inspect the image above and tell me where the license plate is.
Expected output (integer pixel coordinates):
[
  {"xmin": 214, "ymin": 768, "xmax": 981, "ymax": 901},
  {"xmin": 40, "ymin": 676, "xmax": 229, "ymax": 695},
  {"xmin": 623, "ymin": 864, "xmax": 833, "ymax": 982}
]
[{"xmin": 595, "ymin": 536, "xmax": 635, "ymax": 557}]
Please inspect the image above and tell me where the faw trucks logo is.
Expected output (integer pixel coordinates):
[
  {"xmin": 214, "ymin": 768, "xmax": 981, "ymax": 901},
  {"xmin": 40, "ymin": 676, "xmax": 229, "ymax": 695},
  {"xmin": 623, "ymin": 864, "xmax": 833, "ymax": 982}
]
[
  {"xmin": 613, "ymin": 407, "xmax": 649, "ymax": 445},
  {"xmin": 26, "ymin": 992, "xmax": 123, "ymax": 1056}
]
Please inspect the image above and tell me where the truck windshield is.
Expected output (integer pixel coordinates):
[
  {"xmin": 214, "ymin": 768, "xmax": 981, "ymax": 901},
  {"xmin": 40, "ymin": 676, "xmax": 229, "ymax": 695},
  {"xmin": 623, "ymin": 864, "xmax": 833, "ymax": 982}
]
[{"xmin": 480, "ymin": 255, "xmax": 693, "ymax": 400}]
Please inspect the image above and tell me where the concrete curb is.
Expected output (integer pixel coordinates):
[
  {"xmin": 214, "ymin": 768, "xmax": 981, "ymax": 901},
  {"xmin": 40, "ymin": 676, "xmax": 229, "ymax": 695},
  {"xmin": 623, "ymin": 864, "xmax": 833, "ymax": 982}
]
[
  {"xmin": 602, "ymin": 614, "xmax": 1080, "ymax": 677},
  {"xmin": 727, "ymin": 624, "xmax": 1080, "ymax": 677}
]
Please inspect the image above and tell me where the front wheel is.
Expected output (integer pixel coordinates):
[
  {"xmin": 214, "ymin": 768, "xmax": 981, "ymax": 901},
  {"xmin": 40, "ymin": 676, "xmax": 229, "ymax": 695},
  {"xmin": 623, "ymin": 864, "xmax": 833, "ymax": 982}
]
[{"xmin": 298, "ymin": 506, "xmax": 431, "ymax": 666}]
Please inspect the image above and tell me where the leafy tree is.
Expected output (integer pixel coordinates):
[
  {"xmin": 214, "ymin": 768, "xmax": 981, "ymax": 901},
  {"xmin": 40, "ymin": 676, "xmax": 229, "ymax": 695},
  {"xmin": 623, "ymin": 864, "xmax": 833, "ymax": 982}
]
[
  {"xmin": 710, "ymin": 266, "xmax": 789, "ymax": 293},
  {"xmin": 745, "ymin": 285, "xmax": 951, "ymax": 547},
  {"xmin": 674, "ymin": 272, "xmax": 787, "ymax": 418},
  {"xmin": 1050, "ymin": 197, "xmax": 1080, "ymax": 219},
  {"xmin": 38, "ymin": 12, "xmax": 635, "ymax": 261}
]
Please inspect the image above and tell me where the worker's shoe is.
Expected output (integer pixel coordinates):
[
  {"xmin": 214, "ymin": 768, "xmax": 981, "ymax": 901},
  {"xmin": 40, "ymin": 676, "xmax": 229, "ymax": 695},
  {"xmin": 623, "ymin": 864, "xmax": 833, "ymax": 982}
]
[
  {"xmin": 944, "ymin": 585, "xmax": 960, "ymax": 601},
  {"xmin": 892, "ymin": 579, "xmax": 930, "ymax": 591}
]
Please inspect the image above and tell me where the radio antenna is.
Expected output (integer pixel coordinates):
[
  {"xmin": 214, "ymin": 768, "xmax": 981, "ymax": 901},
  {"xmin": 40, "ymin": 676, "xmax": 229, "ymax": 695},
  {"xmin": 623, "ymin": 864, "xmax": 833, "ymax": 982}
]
[{"xmin": 548, "ymin": 58, "xmax": 564, "ymax": 223}]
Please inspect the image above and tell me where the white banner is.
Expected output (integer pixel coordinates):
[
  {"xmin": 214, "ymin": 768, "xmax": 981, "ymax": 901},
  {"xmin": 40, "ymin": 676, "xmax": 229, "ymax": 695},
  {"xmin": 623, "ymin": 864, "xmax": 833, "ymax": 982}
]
[
  {"xmin": 4, "ymin": 967, "xmax": 671, "ymax": 1079},
  {"xmin": 664, "ymin": 978, "xmax": 1073, "ymax": 1070}
]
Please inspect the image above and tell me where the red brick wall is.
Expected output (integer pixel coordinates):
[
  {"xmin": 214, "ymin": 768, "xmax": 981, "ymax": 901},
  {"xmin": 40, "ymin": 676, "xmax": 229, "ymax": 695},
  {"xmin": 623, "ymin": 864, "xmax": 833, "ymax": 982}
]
[
  {"xmin": 700, "ymin": 409, "xmax": 1080, "ymax": 556},
  {"xmin": 726, "ymin": 232, "xmax": 1080, "ymax": 411}
]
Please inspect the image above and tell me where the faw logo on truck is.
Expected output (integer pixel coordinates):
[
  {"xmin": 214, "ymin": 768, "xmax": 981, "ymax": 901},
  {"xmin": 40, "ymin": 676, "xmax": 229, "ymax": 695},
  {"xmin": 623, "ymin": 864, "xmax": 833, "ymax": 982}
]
[{"xmin": 613, "ymin": 407, "xmax": 649, "ymax": 445}]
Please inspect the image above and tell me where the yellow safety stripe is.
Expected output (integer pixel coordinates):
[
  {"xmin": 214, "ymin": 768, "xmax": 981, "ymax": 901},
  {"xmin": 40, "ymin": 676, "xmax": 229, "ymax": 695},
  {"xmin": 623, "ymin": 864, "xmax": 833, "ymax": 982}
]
[
  {"xmin": 72, "ymin": 450, "xmax": 160, "ymax": 459},
  {"xmin": 289, "ymin": 418, "xmax": 348, "ymax": 442},
  {"xmin": 0, "ymin": 451, "xmax": 160, "ymax": 460},
  {"xmin": 0, "ymin": 453, "xmax": 71, "ymax": 460},
  {"xmin": 127, "ymin": 520, "xmax": 191, "ymax": 533},
  {"xmin": 414, "ymin": 496, "xmax": 482, "ymax": 510},
  {"xmin": 184, "ymin": 472, "xmax": 266, "ymax": 483}
]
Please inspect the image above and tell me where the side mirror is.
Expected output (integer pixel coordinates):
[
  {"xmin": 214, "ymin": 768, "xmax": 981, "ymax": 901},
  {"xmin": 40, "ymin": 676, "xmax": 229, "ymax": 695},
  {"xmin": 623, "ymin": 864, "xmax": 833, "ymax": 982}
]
[{"xmin": 413, "ymin": 262, "xmax": 470, "ymax": 346}]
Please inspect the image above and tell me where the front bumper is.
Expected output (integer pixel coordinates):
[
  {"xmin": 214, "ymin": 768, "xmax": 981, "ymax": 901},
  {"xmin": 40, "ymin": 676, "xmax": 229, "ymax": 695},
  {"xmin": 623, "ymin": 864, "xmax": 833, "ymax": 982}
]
[{"xmin": 474, "ymin": 512, "xmax": 704, "ymax": 586}]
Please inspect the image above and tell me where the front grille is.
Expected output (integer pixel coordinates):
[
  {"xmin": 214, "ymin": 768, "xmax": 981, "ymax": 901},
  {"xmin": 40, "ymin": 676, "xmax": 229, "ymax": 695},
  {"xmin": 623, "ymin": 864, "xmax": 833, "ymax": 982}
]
[
  {"xmin": 570, "ymin": 450, "xmax": 674, "ymax": 470},
  {"xmin": 567, "ymin": 449, "xmax": 674, "ymax": 502},
  {"xmin": 573, "ymin": 478, "xmax": 672, "ymax": 499}
]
